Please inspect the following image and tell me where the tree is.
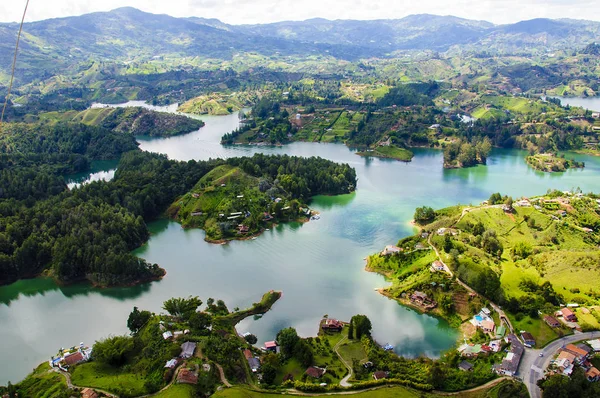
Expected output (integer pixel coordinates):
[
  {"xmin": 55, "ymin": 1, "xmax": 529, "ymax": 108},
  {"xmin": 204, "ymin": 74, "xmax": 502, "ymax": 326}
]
[
  {"xmin": 414, "ymin": 206, "xmax": 435, "ymax": 224},
  {"xmin": 189, "ymin": 311, "xmax": 212, "ymax": 333},
  {"xmin": 348, "ymin": 321, "xmax": 354, "ymax": 339},
  {"xmin": 244, "ymin": 334, "xmax": 258, "ymax": 345},
  {"xmin": 127, "ymin": 306, "xmax": 151, "ymax": 334},
  {"xmin": 482, "ymin": 230, "xmax": 503, "ymax": 257},
  {"xmin": 428, "ymin": 362, "xmax": 446, "ymax": 389},
  {"xmin": 261, "ymin": 363, "xmax": 277, "ymax": 385},
  {"xmin": 276, "ymin": 327, "xmax": 300, "ymax": 359},
  {"xmin": 350, "ymin": 315, "xmax": 372, "ymax": 339},
  {"xmin": 92, "ymin": 335, "xmax": 135, "ymax": 367},
  {"xmin": 294, "ymin": 340, "xmax": 314, "ymax": 367},
  {"xmin": 162, "ymin": 296, "xmax": 202, "ymax": 320},
  {"xmin": 443, "ymin": 234, "xmax": 453, "ymax": 253}
]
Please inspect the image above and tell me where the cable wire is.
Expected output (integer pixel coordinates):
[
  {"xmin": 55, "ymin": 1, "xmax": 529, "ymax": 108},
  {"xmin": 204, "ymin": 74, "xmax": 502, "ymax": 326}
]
[{"xmin": 0, "ymin": 0, "xmax": 31, "ymax": 129}]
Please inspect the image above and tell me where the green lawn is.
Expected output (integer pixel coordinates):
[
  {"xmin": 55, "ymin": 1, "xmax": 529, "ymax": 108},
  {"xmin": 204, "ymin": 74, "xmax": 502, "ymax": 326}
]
[
  {"xmin": 152, "ymin": 383, "xmax": 197, "ymax": 398},
  {"xmin": 337, "ymin": 339, "xmax": 367, "ymax": 364},
  {"xmin": 506, "ymin": 313, "xmax": 570, "ymax": 347},
  {"xmin": 70, "ymin": 362, "xmax": 148, "ymax": 397},
  {"xmin": 212, "ymin": 386, "xmax": 422, "ymax": 397},
  {"xmin": 15, "ymin": 363, "xmax": 70, "ymax": 398}
]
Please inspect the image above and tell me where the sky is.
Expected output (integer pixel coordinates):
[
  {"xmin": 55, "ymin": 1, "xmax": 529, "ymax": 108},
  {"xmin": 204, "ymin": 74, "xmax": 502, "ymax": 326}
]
[{"xmin": 0, "ymin": 0, "xmax": 599, "ymax": 25}]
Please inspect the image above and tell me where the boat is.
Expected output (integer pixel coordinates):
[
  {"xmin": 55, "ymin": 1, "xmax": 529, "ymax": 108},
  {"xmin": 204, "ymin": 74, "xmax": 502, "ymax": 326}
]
[
  {"xmin": 311, "ymin": 215, "xmax": 320, "ymax": 220},
  {"xmin": 382, "ymin": 343, "xmax": 394, "ymax": 351}
]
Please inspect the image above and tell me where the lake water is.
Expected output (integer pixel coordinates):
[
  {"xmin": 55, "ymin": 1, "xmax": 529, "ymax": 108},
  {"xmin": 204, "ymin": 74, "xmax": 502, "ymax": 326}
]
[
  {"xmin": 2, "ymin": 107, "xmax": 600, "ymax": 384},
  {"xmin": 552, "ymin": 96, "xmax": 600, "ymax": 112},
  {"xmin": 65, "ymin": 160, "xmax": 119, "ymax": 189}
]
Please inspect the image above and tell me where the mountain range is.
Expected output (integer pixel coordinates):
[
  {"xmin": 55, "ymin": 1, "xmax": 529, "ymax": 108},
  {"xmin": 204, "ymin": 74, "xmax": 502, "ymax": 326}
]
[{"xmin": 1, "ymin": 7, "xmax": 599, "ymax": 84}]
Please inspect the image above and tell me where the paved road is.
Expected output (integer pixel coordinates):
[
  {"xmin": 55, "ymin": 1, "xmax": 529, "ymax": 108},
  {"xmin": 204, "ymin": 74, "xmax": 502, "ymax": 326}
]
[{"xmin": 520, "ymin": 331, "xmax": 600, "ymax": 398}]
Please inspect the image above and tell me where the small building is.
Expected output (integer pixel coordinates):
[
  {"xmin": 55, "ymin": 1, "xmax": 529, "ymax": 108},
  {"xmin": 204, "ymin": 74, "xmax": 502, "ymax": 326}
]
[
  {"xmin": 521, "ymin": 332, "xmax": 535, "ymax": 347},
  {"xmin": 410, "ymin": 291, "xmax": 437, "ymax": 309},
  {"xmin": 322, "ymin": 318, "xmax": 343, "ymax": 332},
  {"xmin": 431, "ymin": 260, "xmax": 445, "ymax": 272},
  {"xmin": 372, "ymin": 370, "xmax": 389, "ymax": 380},
  {"xmin": 560, "ymin": 308, "xmax": 577, "ymax": 322},
  {"xmin": 564, "ymin": 343, "xmax": 589, "ymax": 362},
  {"xmin": 264, "ymin": 341, "xmax": 278, "ymax": 352},
  {"xmin": 556, "ymin": 350, "xmax": 576, "ymax": 375},
  {"xmin": 543, "ymin": 315, "xmax": 561, "ymax": 328},
  {"xmin": 238, "ymin": 224, "xmax": 249, "ymax": 233},
  {"xmin": 180, "ymin": 342, "xmax": 196, "ymax": 359},
  {"xmin": 381, "ymin": 245, "xmax": 401, "ymax": 256},
  {"xmin": 481, "ymin": 320, "xmax": 496, "ymax": 334},
  {"xmin": 248, "ymin": 357, "xmax": 260, "ymax": 372},
  {"xmin": 458, "ymin": 360, "xmax": 474, "ymax": 372},
  {"xmin": 81, "ymin": 388, "xmax": 99, "ymax": 398},
  {"xmin": 586, "ymin": 339, "xmax": 600, "ymax": 352},
  {"xmin": 305, "ymin": 366, "xmax": 326, "ymax": 378},
  {"xmin": 63, "ymin": 352, "xmax": 84, "ymax": 366},
  {"xmin": 177, "ymin": 368, "xmax": 199, "ymax": 384},
  {"xmin": 162, "ymin": 331, "xmax": 173, "ymax": 340},
  {"xmin": 165, "ymin": 358, "xmax": 178, "ymax": 369},
  {"xmin": 495, "ymin": 325, "xmax": 507, "ymax": 338},
  {"xmin": 243, "ymin": 349, "xmax": 253, "ymax": 360}
]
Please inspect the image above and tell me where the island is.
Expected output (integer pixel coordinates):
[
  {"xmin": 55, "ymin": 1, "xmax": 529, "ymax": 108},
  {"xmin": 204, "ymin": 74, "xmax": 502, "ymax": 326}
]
[
  {"xmin": 356, "ymin": 142, "xmax": 414, "ymax": 162},
  {"xmin": 178, "ymin": 92, "xmax": 257, "ymax": 115},
  {"xmin": 168, "ymin": 154, "xmax": 357, "ymax": 242},
  {"xmin": 526, "ymin": 153, "xmax": 585, "ymax": 172}
]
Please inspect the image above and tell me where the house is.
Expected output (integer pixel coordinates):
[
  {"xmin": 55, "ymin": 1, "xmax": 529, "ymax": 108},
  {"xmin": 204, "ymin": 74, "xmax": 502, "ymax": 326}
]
[
  {"xmin": 63, "ymin": 351, "xmax": 84, "ymax": 366},
  {"xmin": 177, "ymin": 368, "xmax": 199, "ymax": 384},
  {"xmin": 162, "ymin": 331, "xmax": 173, "ymax": 340},
  {"xmin": 576, "ymin": 343, "xmax": 592, "ymax": 356},
  {"xmin": 458, "ymin": 361, "xmax": 474, "ymax": 372},
  {"xmin": 248, "ymin": 357, "xmax": 261, "ymax": 372},
  {"xmin": 238, "ymin": 224, "xmax": 249, "ymax": 233},
  {"xmin": 521, "ymin": 332, "xmax": 535, "ymax": 347},
  {"xmin": 560, "ymin": 308, "xmax": 577, "ymax": 322},
  {"xmin": 305, "ymin": 366, "xmax": 326, "ymax": 378},
  {"xmin": 495, "ymin": 325, "xmax": 507, "ymax": 338},
  {"xmin": 431, "ymin": 260, "xmax": 445, "ymax": 272},
  {"xmin": 564, "ymin": 343, "xmax": 589, "ymax": 362},
  {"xmin": 322, "ymin": 318, "xmax": 343, "ymax": 332},
  {"xmin": 243, "ymin": 349, "xmax": 253, "ymax": 360},
  {"xmin": 165, "ymin": 358, "xmax": 178, "ymax": 369},
  {"xmin": 586, "ymin": 339, "xmax": 600, "ymax": 352},
  {"xmin": 410, "ymin": 291, "xmax": 437, "ymax": 309},
  {"xmin": 556, "ymin": 350, "xmax": 576, "ymax": 375},
  {"xmin": 481, "ymin": 320, "xmax": 496, "ymax": 334},
  {"xmin": 81, "ymin": 388, "xmax": 99, "ymax": 398},
  {"xmin": 180, "ymin": 342, "xmax": 196, "ymax": 359},
  {"xmin": 381, "ymin": 245, "xmax": 401, "ymax": 256},
  {"xmin": 493, "ymin": 334, "xmax": 523, "ymax": 376},
  {"xmin": 373, "ymin": 371, "xmax": 389, "ymax": 380},
  {"xmin": 458, "ymin": 343, "xmax": 484, "ymax": 357},
  {"xmin": 264, "ymin": 341, "xmax": 278, "ymax": 352},
  {"xmin": 586, "ymin": 367, "xmax": 600, "ymax": 382},
  {"xmin": 544, "ymin": 315, "xmax": 561, "ymax": 328}
]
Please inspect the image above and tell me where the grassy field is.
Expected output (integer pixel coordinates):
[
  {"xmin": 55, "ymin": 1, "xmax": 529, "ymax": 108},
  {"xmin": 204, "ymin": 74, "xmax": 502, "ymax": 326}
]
[
  {"xmin": 212, "ymin": 386, "xmax": 422, "ymax": 397},
  {"xmin": 13, "ymin": 363, "xmax": 71, "ymax": 398},
  {"xmin": 357, "ymin": 145, "xmax": 414, "ymax": 161},
  {"xmin": 70, "ymin": 362, "xmax": 148, "ymax": 397},
  {"xmin": 152, "ymin": 383, "xmax": 197, "ymax": 397}
]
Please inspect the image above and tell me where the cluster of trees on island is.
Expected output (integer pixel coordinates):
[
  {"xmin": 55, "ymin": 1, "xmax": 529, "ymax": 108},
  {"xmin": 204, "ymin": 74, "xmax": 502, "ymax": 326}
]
[{"xmin": 0, "ymin": 120, "xmax": 357, "ymax": 287}]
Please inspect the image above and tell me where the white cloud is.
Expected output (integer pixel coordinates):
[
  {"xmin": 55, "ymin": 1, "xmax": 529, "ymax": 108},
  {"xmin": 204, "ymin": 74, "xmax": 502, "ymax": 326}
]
[{"xmin": 0, "ymin": 0, "xmax": 598, "ymax": 25}]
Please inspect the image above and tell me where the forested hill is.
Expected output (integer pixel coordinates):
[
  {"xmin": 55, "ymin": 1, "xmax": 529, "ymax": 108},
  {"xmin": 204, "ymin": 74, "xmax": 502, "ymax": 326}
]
[
  {"xmin": 2, "ymin": 8, "xmax": 600, "ymax": 85},
  {"xmin": 0, "ymin": 149, "xmax": 357, "ymax": 287}
]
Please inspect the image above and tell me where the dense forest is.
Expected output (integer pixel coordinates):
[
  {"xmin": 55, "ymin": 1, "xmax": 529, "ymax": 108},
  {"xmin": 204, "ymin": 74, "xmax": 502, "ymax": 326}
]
[{"xmin": 0, "ymin": 125, "xmax": 357, "ymax": 286}]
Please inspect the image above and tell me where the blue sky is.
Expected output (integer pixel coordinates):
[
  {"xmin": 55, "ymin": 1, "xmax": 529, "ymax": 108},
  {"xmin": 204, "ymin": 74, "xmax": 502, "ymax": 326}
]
[{"xmin": 1, "ymin": 0, "xmax": 598, "ymax": 24}]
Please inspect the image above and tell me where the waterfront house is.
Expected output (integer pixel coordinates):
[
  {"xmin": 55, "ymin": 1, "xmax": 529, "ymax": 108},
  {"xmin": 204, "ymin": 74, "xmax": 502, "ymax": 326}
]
[
  {"xmin": 560, "ymin": 308, "xmax": 577, "ymax": 322},
  {"xmin": 305, "ymin": 366, "xmax": 326, "ymax": 378},
  {"xmin": 458, "ymin": 343, "xmax": 484, "ymax": 357},
  {"xmin": 373, "ymin": 370, "xmax": 389, "ymax": 380},
  {"xmin": 264, "ymin": 341, "xmax": 278, "ymax": 352},
  {"xmin": 180, "ymin": 341, "xmax": 196, "ymax": 359},
  {"xmin": 321, "ymin": 318, "xmax": 343, "ymax": 332},
  {"xmin": 63, "ymin": 351, "xmax": 84, "ymax": 366},
  {"xmin": 238, "ymin": 224, "xmax": 249, "ymax": 233},
  {"xmin": 543, "ymin": 315, "xmax": 561, "ymax": 328},
  {"xmin": 458, "ymin": 361, "xmax": 474, "ymax": 372},
  {"xmin": 381, "ymin": 245, "xmax": 401, "ymax": 256},
  {"xmin": 410, "ymin": 291, "xmax": 437, "ymax": 309}
]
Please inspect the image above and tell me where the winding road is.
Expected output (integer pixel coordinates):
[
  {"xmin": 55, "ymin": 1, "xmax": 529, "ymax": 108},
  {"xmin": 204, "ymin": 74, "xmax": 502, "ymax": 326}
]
[
  {"xmin": 333, "ymin": 336, "xmax": 353, "ymax": 387},
  {"xmin": 520, "ymin": 331, "xmax": 600, "ymax": 398}
]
